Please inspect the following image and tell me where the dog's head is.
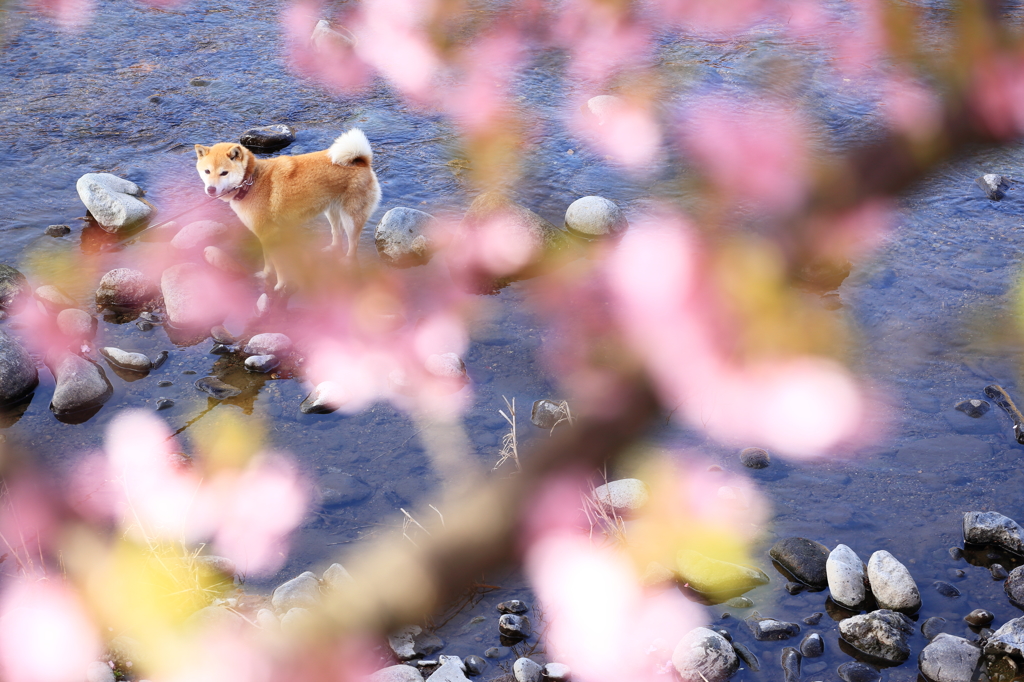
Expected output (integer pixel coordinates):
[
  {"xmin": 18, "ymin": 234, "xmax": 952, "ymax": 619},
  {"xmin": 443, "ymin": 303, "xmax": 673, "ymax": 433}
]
[{"xmin": 194, "ymin": 143, "xmax": 251, "ymax": 199}]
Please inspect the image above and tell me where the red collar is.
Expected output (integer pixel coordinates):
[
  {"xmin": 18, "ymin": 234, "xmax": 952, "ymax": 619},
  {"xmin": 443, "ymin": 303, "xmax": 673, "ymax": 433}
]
[{"xmin": 232, "ymin": 173, "xmax": 255, "ymax": 201}]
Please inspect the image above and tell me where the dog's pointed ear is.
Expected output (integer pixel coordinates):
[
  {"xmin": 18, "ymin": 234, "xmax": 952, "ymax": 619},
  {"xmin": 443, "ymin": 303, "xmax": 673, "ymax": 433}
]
[
  {"xmin": 195, "ymin": 144, "xmax": 210, "ymax": 159},
  {"xmin": 228, "ymin": 145, "xmax": 243, "ymax": 161}
]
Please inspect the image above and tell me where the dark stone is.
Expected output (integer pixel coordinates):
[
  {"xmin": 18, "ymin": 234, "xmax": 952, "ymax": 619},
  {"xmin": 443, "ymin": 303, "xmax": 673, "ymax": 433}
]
[
  {"xmin": 731, "ymin": 642, "xmax": 759, "ymax": 672},
  {"xmin": 1004, "ymin": 566, "xmax": 1024, "ymax": 608},
  {"xmin": 922, "ymin": 617, "xmax": 947, "ymax": 640},
  {"xmin": 993, "ymin": 564, "xmax": 1009, "ymax": 580},
  {"xmin": 210, "ymin": 344, "xmax": 232, "ymax": 355},
  {"xmin": 952, "ymin": 569, "xmax": 966, "ymax": 578},
  {"xmin": 716, "ymin": 629, "xmax": 732, "ymax": 642},
  {"xmin": 194, "ymin": 376, "xmax": 241, "ymax": 400},
  {"xmin": 183, "ymin": 370, "xmax": 197, "ymax": 375},
  {"xmin": 497, "ymin": 614, "xmax": 530, "ymax": 639},
  {"xmin": 837, "ymin": 662, "xmax": 880, "ymax": 682},
  {"xmin": 239, "ymin": 124, "xmax": 296, "ymax": 153},
  {"xmin": 189, "ymin": 77, "xmax": 212, "ymax": 86},
  {"xmin": 726, "ymin": 597, "xmax": 753, "ymax": 609},
  {"xmin": 157, "ymin": 380, "xmax": 173, "ymax": 387},
  {"xmin": 745, "ymin": 613, "xmax": 800, "ymax": 641},
  {"xmin": 497, "ymin": 600, "xmax": 529, "ymax": 614},
  {"xmin": 137, "ymin": 320, "xmax": 153, "ymax": 331},
  {"xmin": 318, "ymin": 473, "xmax": 372, "ymax": 507},
  {"xmin": 802, "ymin": 612, "xmax": 823, "ymax": 626},
  {"xmin": 966, "ymin": 610, "xmax": 995, "ymax": 627},
  {"xmin": 211, "ymin": 325, "xmax": 235, "ymax": 344},
  {"xmin": 0, "ymin": 329, "xmax": 38, "ymax": 406},
  {"xmin": 977, "ymin": 174, "xmax": 1011, "ymax": 201},
  {"xmin": 781, "ymin": 647, "xmax": 800, "ymax": 682},
  {"xmin": 770, "ymin": 537, "xmax": 830, "ymax": 589},
  {"xmin": 531, "ymin": 399, "xmax": 567, "ymax": 429},
  {"xmin": 739, "ymin": 447, "xmax": 771, "ymax": 469},
  {"xmin": 45, "ymin": 224, "xmax": 71, "ymax": 237},
  {"xmin": 156, "ymin": 398, "xmax": 174, "ymax": 410},
  {"xmin": 0, "ymin": 264, "xmax": 30, "ymax": 311},
  {"xmin": 800, "ymin": 633, "xmax": 824, "ymax": 658},
  {"xmin": 483, "ymin": 647, "xmax": 509, "ymax": 659},
  {"xmin": 412, "ymin": 631, "xmax": 443, "ymax": 657},
  {"xmin": 934, "ymin": 581, "xmax": 961, "ymax": 598},
  {"xmin": 151, "ymin": 350, "xmax": 168, "ymax": 369},
  {"xmin": 464, "ymin": 655, "xmax": 487, "ymax": 676},
  {"xmin": 955, "ymin": 399, "xmax": 990, "ymax": 418},
  {"xmin": 949, "ymin": 547, "xmax": 963, "ymax": 560},
  {"xmin": 785, "ymin": 582, "xmax": 805, "ymax": 595}
]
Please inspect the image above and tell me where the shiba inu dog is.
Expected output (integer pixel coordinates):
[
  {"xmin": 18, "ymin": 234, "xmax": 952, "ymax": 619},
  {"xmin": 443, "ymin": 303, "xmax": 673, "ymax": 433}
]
[{"xmin": 194, "ymin": 129, "xmax": 381, "ymax": 294}]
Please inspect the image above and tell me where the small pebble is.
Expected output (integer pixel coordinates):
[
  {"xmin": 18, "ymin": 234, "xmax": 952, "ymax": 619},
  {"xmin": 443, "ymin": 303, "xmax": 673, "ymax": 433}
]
[
  {"xmin": 156, "ymin": 398, "xmax": 174, "ymax": 411},
  {"xmin": 802, "ymin": 612, "xmax": 823, "ymax": 626},
  {"xmin": 727, "ymin": 597, "xmax": 754, "ymax": 609},
  {"xmin": 483, "ymin": 647, "xmax": 508, "ymax": 659},
  {"xmin": 838, "ymin": 661, "xmax": 881, "ymax": 682},
  {"xmin": 497, "ymin": 600, "xmax": 529, "ymax": 614},
  {"xmin": 955, "ymin": 399, "xmax": 991, "ymax": 418},
  {"xmin": 921, "ymin": 616, "xmax": 946, "ymax": 639},
  {"xmin": 183, "ymin": 370, "xmax": 197, "ymax": 375},
  {"xmin": 933, "ymin": 580, "xmax": 961, "ymax": 597},
  {"xmin": 464, "ymin": 655, "xmax": 487, "ymax": 676},
  {"xmin": 952, "ymin": 569, "xmax": 966, "ymax": 578},
  {"xmin": 45, "ymin": 224, "xmax": 71, "ymax": 237},
  {"xmin": 211, "ymin": 325, "xmax": 235, "ymax": 344},
  {"xmin": 157, "ymin": 380, "xmax": 173, "ymax": 387},
  {"xmin": 965, "ymin": 609, "xmax": 995, "ymax": 627},
  {"xmin": 137, "ymin": 320, "xmax": 153, "ymax": 331},
  {"xmin": 210, "ymin": 343, "xmax": 232, "ymax": 355},
  {"xmin": 993, "ymin": 564, "xmax": 1009, "ymax": 580},
  {"xmin": 716, "ymin": 629, "xmax": 732, "ymax": 642},
  {"xmin": 190, "ymin": 77, "xmax": 212, "ymax": 86},
  {"xmin": 785, "ymin": 581, "xmax": 805, "ymax": 595},
  {"xmin": 739, "ymin": 447, "xmax": 771, "ymax": 469},
  {"xmin": 949, "ymin": 547, "xmax": 963, "ymax": 560},
  {"xmin": 151, "ymin": 350, "xmax": 168, "ymax": 369},
  {"xmin": 799, "ymin": 633, "xmax": 824, "ymax": 658}
]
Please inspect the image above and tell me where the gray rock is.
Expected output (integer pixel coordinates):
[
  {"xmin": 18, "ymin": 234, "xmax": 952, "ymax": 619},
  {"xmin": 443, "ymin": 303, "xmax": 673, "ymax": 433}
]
[
  {"xmin": 531, "ymin": 399, "xmax": 568, "ymax": 429},
  {"xmin": 318, "ymin": 473, "xmax": 372, "ymax": 506},
  {"xmin": 171, "ymin": 220, "xmax": 230, "ymax": 250},
  {"xmin": 414, "ymin": 631, "xmax": 444, "ymax": 657},
  {"xmin": 986, "ymin": 616, "xmax": 1024, "ymax": 658},
  {"xmin": 322, "ymin": 563, "xmax": 353, "ymax": 591},
  {"xmin": 965, "ymin": 609, "xmax": 994, "ymax": 627},
  {"xmin": 592, "ymin": 478, "xmax": 649, "ymax": 512},
  {"xmin": 211, "ymin": 325, "xmax": 236, "ymax": 344},
  {"xmin": 156, "ymin": 397, "xmax": 174, "ymax": 410},
  {"xmin": 770, "ymin": 537, "xmax": 830, "ymax": 589},
  {"xmin": 955, "ymin": 399, "xmax": 990, "ymax": 418},
  {"xmin": 919, "ymin": 633, "xmax": 981, "ymax": 682},
  {"xmin": 993, "ymin": 563, "xmax": 1009, "ymax": 580},
  {"xmin": 425, "ymin": 353, "xmax": 468, "ymax": 383},
  {"xmin": 739, "ymin": 447, "xmax": 770, "ymax": 468},
  {"xmin": 838, "ymin": 662, "xmax": 880, "ymax": 682},
  {"xmin": 498, "ymin": 614, "xmax": 531, "ymax": 639},
  {"xmin": 933, "ymin": 580, "xmax": 960, "ymax": 598},
  {"xmin": 839, "ymin": 609, "xmax": 915, "ymax": 664},
  {"xmin": 672, "ymin": 627, "xmax": 740, "ymax": 682},
  {"xmin": 100, "ymin": 347, "xmax": 153, "ymax": 372},
  {"xmin": 867, "ymin": 550, "xmax": 920, "ymax": 612},
  {"xmin": 745, "ymin": 613, "xmax": 800, "ymax": 641},
  {"xmin": 45, "ymin": 224, "xmax": 71, "ymax": 237},
  {"xmin": 368, "ymin": 665, "xmax": 424, "ymax": 682},
  {"xmin": 977, "ymin": 174, "xmax": 1011, "ymax": 200},
  {"xmin": 800, "ymin": 632, "xmax": 824, "ymax": 657},
  {"xmin": 204, "ymin": 245, "xmax": 249, "ymax": 278},
  {"xmin": 375, "ymin": 207, "xmax": 438, "ymax": 267},
  {"xmin": 245, "ymin": 354, "xmax": 279, "ymax": 372},
  {"xmin": 781, "ymin": 647, "xmax": 800, "ymax": 682},
  {"xmin": 542, "ymin": 662, "xmax": 569, "ymax": 680},
  {"xmin": 34, "ymin": 285, "xmax": 75, "ymax": 312},
  {"xmin": 301, "ymin": 381, "xmax": 345, "ymax": 414},
  {"xmin": 56, "ymin": 309, "xmax": 97, "ymax": 341},
  {"xmin": 922, "ymin": 616, "xmax": 948, "ymax": 640},
  {"xmin": 563, "ymin": 196, "xmax": 627, "ymax": 239},
  {"xmin": 194, "ymin": 376, "xmax": 241, "ymax": 400},
  {"xmin": 244, "ymin": 333, "xmax": 292, "ymax": 356},
  {"xmin": 731, "ymin": 641, "xmax": 759, "ymax": 671},
  {"xmin": 1004, "ymin": 565, "xmax": 1024, "ymax": 608},
  {"xmin": 76, "ymin": 173, "xmax": 151, "ymax": 232},
  {"xmin": 963, "ymin": 511, "xmax": 1024, "ymax": 555},
  {"xmin": 426, "ymin": 656, "xmax": 469, "ymax": 682},
  {"xmin": 497, "ymin": 600, "xmax": 528, "ymax": 614},
  {"xmin": 513, "ymin": 657, "xmax": 542, "ymax": 682},
  {"xmin": 389, "ymin": 625, "xmax": 422, "ymax": 660},
  {"xmin": 0, "ymin": 264, "xmax": 29, "ymax": 312},
  {"xmin": 0, "ymin": 330, "xmax": 38, "ymax": 405},
  {"xmin": 48, "ymin": 352, "xmax": 112, "ymax": 417},
  {"xmin": 310, "ymin": 19, "xmax": 355, "ymax": 51},
  {"xmin": 95, "ymin": 268, "xmax": 158, "ymax": 310},
  {"xmin": 162, "ymin": 263, "xmax": 225, "ymax": 330},
  {"xmin": 195, "ymin": 555, "xmax": 236, "ymax": 578},
  {"xmin": 802, "ymin": 612, "xmax": 822, "ymax": 625},
  {"xmin": 483, "ymin": 647, "xmax": 508, "ymax": 659},
  {"xmin": 462, "ymin": 656, "xmax": 486, "ymax": 677},
  {"xmin": 271, "ymin": 571, "xmax": 320, "ymax": 612},
  {"xmin": 86, "ymin": 661, "xmax": 115, "ymax": 682},
  {"xmin": 240, "ymin": 124, "xmax": 296, "ymax": 153}
]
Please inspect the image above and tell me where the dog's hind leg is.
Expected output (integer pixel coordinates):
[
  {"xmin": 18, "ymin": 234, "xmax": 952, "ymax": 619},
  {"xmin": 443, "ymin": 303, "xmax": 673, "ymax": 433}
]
[{"xmin": 326, "ymin": 204, "xmax": 359, "ymax": 260}]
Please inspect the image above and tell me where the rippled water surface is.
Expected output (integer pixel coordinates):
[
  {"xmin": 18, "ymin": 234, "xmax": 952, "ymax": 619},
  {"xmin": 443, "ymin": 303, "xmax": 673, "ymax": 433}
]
[{"xmin": 5, "ymin": 0, "xmax": 1024, "ymax": 677}]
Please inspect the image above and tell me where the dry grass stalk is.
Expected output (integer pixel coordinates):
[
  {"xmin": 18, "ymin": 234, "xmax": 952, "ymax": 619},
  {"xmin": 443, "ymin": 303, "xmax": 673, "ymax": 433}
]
[
  {"xmin": 550, "ymin": 400, "xmax": 575, "ymax": 433},
  {"xmin": 581, "ymin": 469, "xmax": 628, "ymax": 546},
  {"xmin": 493, "ymin": 396, "xmax": 521, "ymax": 473}
]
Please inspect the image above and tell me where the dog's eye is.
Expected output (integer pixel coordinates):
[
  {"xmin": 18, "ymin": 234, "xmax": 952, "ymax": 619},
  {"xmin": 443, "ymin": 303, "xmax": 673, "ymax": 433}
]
[
  {"xmin": 204, "ymin": 170, "xmax": 210, "ymax": 174},
  {"xmin": 220, "ymin": 171, "xmax": 228, "ymax": 176}
]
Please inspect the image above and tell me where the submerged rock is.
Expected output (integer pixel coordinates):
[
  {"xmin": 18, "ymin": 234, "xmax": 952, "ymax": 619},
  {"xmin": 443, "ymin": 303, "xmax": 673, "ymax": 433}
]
[
  {"xmin": 240, "ymin": 124, "xmax": 296, "ymax": 153},
  {"xmin": 922, "ymin": 617, "xmax": 948, "ymax": 640},
  {"xmin": 827, "ymin": 544, "xmax": 866, "ymax": 608},
  {"xmin": 300, "ymin": 381, "xmax": 345, "ymax": 414},
  {"xmin": 531, "ymin": 399, "xmax": 568, "ymax": 429},
  {"xmin": 194, "ymin": 376, "xmax": 241, "ymax": 400},
  {"xmin": 838, "ymin": 662, "xmax": 881, "ymax": 682},
  {"xmin": 77, "ymin": 173, "xmax": 151, "ymax": 233},
  {"xmin": 672, "ymin": 627, "xmax": 739, "ymax": 682},
  {"xmin": 45, "ymin": 224, "xmax": 71, "ymax": 237},
  {"xmin": 0, "ymin": 330, "xmax": 37, "ymax": 406},
  {"xmin": 770, "ymin": 537, "xmax": 830, "ymax": 589},
  {"xmin": 34, "ymin": 285, "xmax": 75, "ymax": 312},
  {"xmin": 919, "ymin": 634, "xmax": 981, "ymax": 682},
  {"xmin": 780, "ymin": 647, "xmax": 800, "ymax": 682},
  {"xmin": 48, "ymin": 352, "xmax": 113, "ymax": 417},
  {"xmin": 739, "ymin": 447, "xmax": 771, "ymax": 469},
  {"xmin": 96, "ymin": 268, "xmax": 158, "ymax": 310},
  {"xmin": 963, "ymin": 511, "xmax": 1024, "ymax": 555},
  {"xmin": 676, "ymin": 549, "xmax": 770, "ymax": 597},
  {"xmin": 977, "ymin": 174, "xmax": 1011, "ymax": 201},
  {"xmin": 100, "ymin": 347, "xmax": 153, "ymax": 372},
  {"xmin": 867, "ymin": 550, "xmax": 920, "ymax": 612},
  {"xmin": 593, "ymin": 478, "xmax": 649, "ymax": 513},
  {"xmin": 955, "ymin": 399, "xmax": 990, "ymax": 418},
  {"xmin": 839, "ymin": 609, "xmax": 915, "ymax": 664},
  {"xmin": 375, "ymin": 207, "xmax": 438, "ymax": 267},
  {"xmin": 563, "ymin": 196, "xmax": 628, "ymax": 239}
]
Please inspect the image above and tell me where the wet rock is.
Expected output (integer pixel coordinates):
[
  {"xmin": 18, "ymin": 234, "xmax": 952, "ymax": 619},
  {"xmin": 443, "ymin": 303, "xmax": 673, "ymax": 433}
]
[
  {"xmin": 0, "ymin": 330, "xmax": 38, "ymax": 405},
  {"xmin": 0, "ymin": 264, "xmax": 29, "ymax": 312},
  {"xmin": 171, "ymin": 220, "xmax": 230, "ymax": 250},
  {"xmin": 977, "ymin": 174, "xmax": 1011, "ymax": 201},
  {"xmin": 513, "ymin": 657, "xmax": 542, "ymax": 682},
  {"xmin": 672, "ymin": 627, "xmax": 740, "ymax": 682},
  {"xmin": 375, "ymin": 207, "xmax": 438, "ymax": 267},
  {"xmin": 739, "ymin": 447, "xmax": 770, "ymax": 469},
  {"xmin": 827, "ymin": 544, "xmax": 866, "ymax": 608},
  {"xmin": 204, "ymin": 245, "xmax": 249, "ymax": 278},
  {"xmin": 156, "ymin": 397, "xmax": 174, "ymax": 410},
  {"xmin": 838, "ymin": 609, "xmax": 915, "ymax": 664},
  {"xmin": 240, "ymin": 124, "xmax": 296, "ymax": 153},
  {"xmin": 244, "ymin": 332, "xmax": 292, "ymax": 356},
  {"xmin": 48, "ymin": 352, "xmax": 113, "ymax": 417},
  {"xmin": 34, "ymin": 284, "xmax": 75, "ymax": 312},
  {"xmin": 310, "ymin": 19, "xmax": 355, "ymax": 51},
  {"xmin": 463, "ymin": 655, "xmax": 487, "ymax": 677},
  {"xmin": 949, "ymin": 547, "xmax": 963, "ymax": 560},
  {"xmin": 56, "ymin": 308, "xmax": 96, "ymax": 341},
  {"xmin": 414, "ymin": 632, "xmax": 444, "ymax": 657},
  {"xmin": 727, "ymin": 597, "xmax": 754, "ymax": 609},
  {"xmin": 676, "ymin": 549, "xmax": 770, "ymax": 597},
  {"xmin": 838, "ymin": 662, "xmax": 881, "ymax": 682},
  {"xmin": 483, "ymin": 647, "xmax": 508, "ymax": 659},
  {"xmin": 988, "ymin": 655, "xmax": 1019, "ymax": 682},
  {"xmin": 986, "ymin": 616, "xmax": 1024, "ymax": 658},
  {"xmin": 732, "ymin": 642, "xmax": 759, "ymax": 671},
  {"xmin": 956, "ymin": 399, "xmax": 990, "ymax": 418},
  {"xmin": 100, "ymin": 347, "xmax": 153, "ymax": 372},
  {"xmin": 716, "ymin": 629, "xmax": 732, "ymax": 642},
  {"xmin": 96, "ymin": 268, "xmax": 159, "ymax": 310},
  {"xmin": 151, "ymin": 350, "xmax": 168, "ymax": 369},
  {"xmin": 542, "ymin": 662, "xmax": 570, "ymax": 680},
  {"xmin": 993, "ymin": 563, "xmax": 1009, "ymax": 580},
  {"xmin": 964, "ymin": 511, "xmax": 1024, "ymax": 555},
  {"xmin": 785, "ymin": 581, "xmax": 805, "ymax": 595},
  {"xmin": 803, "ymin": 612, "xmax": 823, "ymax": 626},
  {"xmin": 211, "ymin": 325, "xmax": 236, "ymax": 344},
  {"xmin": 919, "ymin": 633, "xmax": 981, "ymax": 682},
  {"xmin": 245, "ymin": 354, "xmax": 279, "ymax": 373},
  {"xmin": 45, "ymin": 224, "xmax": 71, "ymax": 237},
  {"xmin": 497, "ymin": 600, "xmax": 529, "ymax": 614},
  {"xmin": 389, "ymin": 625, "xmax": 424, "ymax": 661},
  {"xmin": 922, "ymin": 617, "xmax": 947, "ymax": 640},
  {"xmin": 771, "ymin": 537, "xmax": 830, "ymax": 589},
  {"xmin": 161, "ymin": 263, "xmax": 225, "ymax": 330},
  {"xmin": 498, "ymin": 614, "xmax": 531, "ymax": 639},
  {"xmin": 781, "ymin": 647, "xmax": 800, "ymax": 682},
  {"xmin": 593, "ymin": 478, "xmax": 649, "ymax": 513},
  {"xmin": 86, "ymin": 660, "xmax": 116, "ymax": 682},
  {"xmin": 195, "ymin": 555, "xmax": 236, "ymax": 579},
  {"xmin": 933, "ymin": 581, "xmax": 961, "ymax": 598},
  {"xmin": 77, "ymin": 173, "xmax": 151, "ymax": 232},
  {"xmin": 531, "ymin": 399, "xmax": 568, "ymax": 429},
  {"xmin": 965, "ymin": 609, "xmax": 995, "ymax": 627},
  {"xmin": 563, "ymin": 196, "xmax": 628, "ymax": 239},
  {"xmin": 300, "ymin": 381, "xmax": 345, "ymax": 414},
  {"xmin": 272, "ymin": 571, "xmax": 320, "ymax": 612},
  {"xmin": 867, "ymin": 550, "xmax": 920, "ymax": 612},
  {"xmin": 194, "ymin": 376, "xmax": 241, "ymax": 400},
  {"xmin": 318, "ymin": 473, "xmax": 372, "ymax": 507},
  {"xmin": 427, "ymin": 656, "xmax": 469, "ymax": 682},
  {"xmin": 1004, "ymin": 566, "xmax": 1024, "ymax": 608},
  {"xmin": 800, "ymin": 632, "xmax": 824, "ymax": 658},
  {"xmin": 745, "ymin": 613, "xmax": 800, "ymax": 641},
  {"xmin": 368, "ymin": 665, "xmax": 424, "ymax": 682}
]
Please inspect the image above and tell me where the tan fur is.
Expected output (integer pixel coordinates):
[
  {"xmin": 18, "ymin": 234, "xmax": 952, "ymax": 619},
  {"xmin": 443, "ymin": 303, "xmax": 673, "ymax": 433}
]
[{"xmin": 194, "ymin": 132, "xmax": 381, "ymax": 294}]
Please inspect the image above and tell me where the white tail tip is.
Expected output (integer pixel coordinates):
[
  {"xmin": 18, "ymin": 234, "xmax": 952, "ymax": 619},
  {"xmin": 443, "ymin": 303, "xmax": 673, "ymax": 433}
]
[{"xmin": 328, "ymin": 128, "xmax": 373, "ymax": 166}]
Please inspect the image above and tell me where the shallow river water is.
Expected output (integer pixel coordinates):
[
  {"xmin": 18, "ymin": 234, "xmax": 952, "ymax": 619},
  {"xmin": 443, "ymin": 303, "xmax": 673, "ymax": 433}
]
[{"xmin": 3, "ymin": 0, "xmax": 1024, "ymax": 678}]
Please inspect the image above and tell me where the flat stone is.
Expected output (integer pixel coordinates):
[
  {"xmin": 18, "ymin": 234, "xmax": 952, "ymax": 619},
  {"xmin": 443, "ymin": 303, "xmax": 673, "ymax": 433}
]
[
  {"xmin": 672, "ymin": 627, "xmax": 739, "ymax": 682},
  {"xmin": 244, "ymin": 333, "xmax": 292, "ymax": 356},
  {"xmin": 48, "ymin": 352, "xmax": 112, "ymax": 417},
  {"xmin": 676, "ymin": 549, "xmax": 770, "ymax": 597},
  {"xmin": 963, "ymin": 511, "xmax": 1024, "ymax": 555},
  {"xmin": 745, "ymin": 613, "xmax": 800, "ymax": 641},
  {"xmin": 564, "ymin": 195, "xmax": 628, "ymax": 239},
  {"xmin": 100, "ymin": 347, "xmax": 153, "ymax": 372},
  {"xmin": 244, "ymin": 354, "xmax": 279, "ymax": 372},
  {"xmin": 593, "ymin": 478, "xmax": 649, "ymax": 512},
  {"xmin": 34, "ymin": 285, "xmax": 75, "ymax": 312},
  {"xmin": 271, "ymin": 571, "xmax": 320, "ymax": 612},
  {"xmin": 0, "ymin": 329, "xmax": 38, "ymax": 405},
  {"xmin": 839, "ymin": 609, "xmax": 915, "ymax": 664},
  {"xmin": 426, "ymin": 656, "xmax": 469, "ymax": 682},
  {"xmin": 96, "ymin": 268, "xmax": 158, "ymax": 310},
  {"xmin": 919, "ymin": 633, "xmax": 981, "ymax": 682},
  {"xmin": 375, "ymin": 207, "xmax": 438, "ymax": 267},
  {"xmin": 240, "ymin": 124, "xmax": 296, "ymax": 153},
  {"xmin": 867, "ymin": 550, "xmax": 920, "ymax": 612},
  {"xmin": 770, "ymin": 537, "xmax": 830, "ymax": 589},
  {"xmin": 45, "ymin": 224, "xmax": 71, "ymax": 237},
  {"xmin": 195, "ymin": 376, "xmax": 242, "ymax": 400},
  {"xmin": 389, "ymin": 625, "xmax": 422, "ymax": 661},
  {"xmin": 77, "ymin": 173, "xmax": 151, "ymax": 233}
]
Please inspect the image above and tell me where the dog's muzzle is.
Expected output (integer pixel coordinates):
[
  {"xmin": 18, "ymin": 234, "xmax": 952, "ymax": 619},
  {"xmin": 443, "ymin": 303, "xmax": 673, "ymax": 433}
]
[{"xmin": 206, "ymin": 186, "xmax": 218, "ymax": 197}]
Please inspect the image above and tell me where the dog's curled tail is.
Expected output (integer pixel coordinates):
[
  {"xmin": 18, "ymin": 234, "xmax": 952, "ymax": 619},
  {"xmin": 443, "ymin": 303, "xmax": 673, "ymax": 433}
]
[{"xmin": 328, "ymin": 128, "xmax": 373, "ymax": 167}]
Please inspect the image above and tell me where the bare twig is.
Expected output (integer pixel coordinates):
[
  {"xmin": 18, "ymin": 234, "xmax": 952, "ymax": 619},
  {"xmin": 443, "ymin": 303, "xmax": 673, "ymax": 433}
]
[{"xmin": 493, "ymin": 396, "xmax": 521, "ymax": 473}]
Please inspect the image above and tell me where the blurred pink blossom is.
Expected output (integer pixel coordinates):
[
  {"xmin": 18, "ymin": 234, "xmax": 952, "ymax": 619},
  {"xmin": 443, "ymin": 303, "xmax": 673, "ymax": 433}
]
[
  {"xmin": 283, "ymin": 2, "xmax": 370, "ymax": 92},
  {"xmin": 651, "ymin": 0, "xmax": 773, "ymax": 34},
  {"xmin": 354, "ymin": 0, "xmax": 441, "ymax": 100},
  {"xmin": 444, "ymin": 30, "xmax": 524, "ymax": 134},
  {"xmin": 969, "ymin": 54, "xmax": 1024, "ymax": 139},
  {"xmin": 0, "ymin": 579, "xmax": 100, "ymax": 682},
  {"xmin": 881, "ymin": 75, "xmax": 942, "ymax": 140},
  {"xmin": 556, "ymin": 0, "xmax": 650, "ymax": 84},
  {"xmin": 165, "ymin": 630, "xmax": 272, "ymax": 682},
  {"xmin": 574, "ymin": 96, "xmax": 662, "ymax": 169},
  {"xmin": 31, "ymin": 0, "xmax": 93, "ymax": 28}
]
